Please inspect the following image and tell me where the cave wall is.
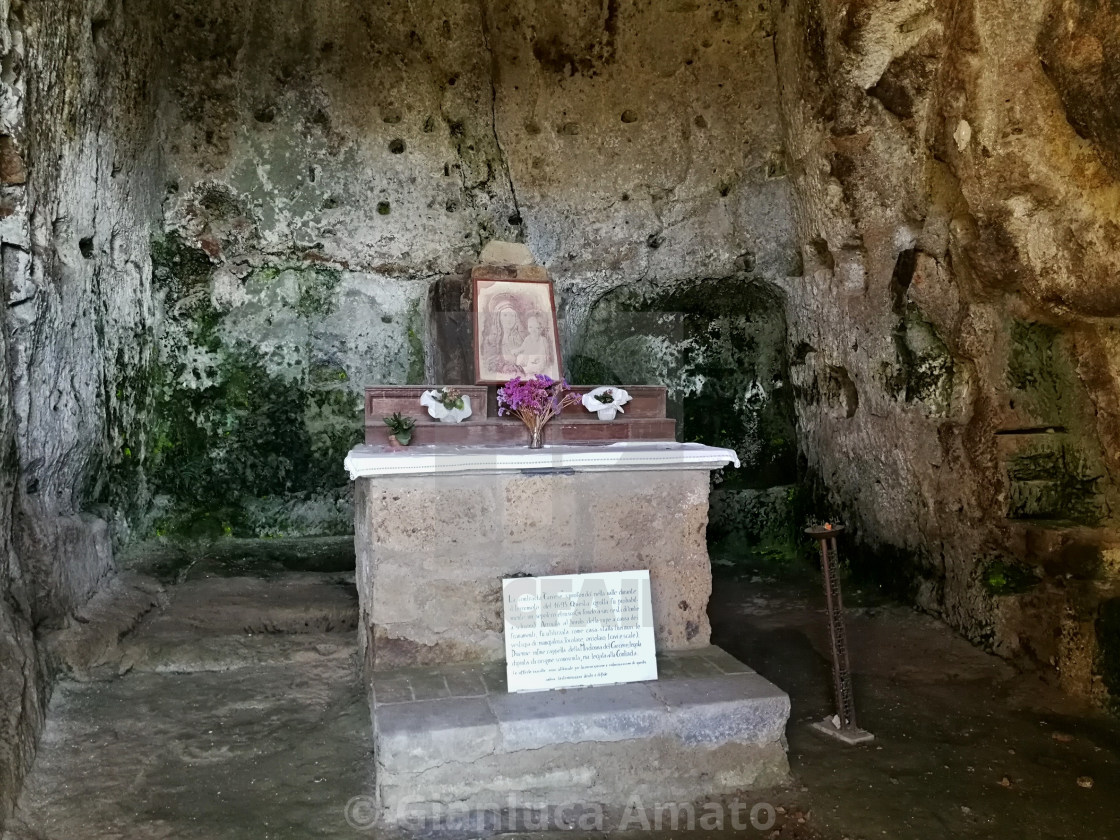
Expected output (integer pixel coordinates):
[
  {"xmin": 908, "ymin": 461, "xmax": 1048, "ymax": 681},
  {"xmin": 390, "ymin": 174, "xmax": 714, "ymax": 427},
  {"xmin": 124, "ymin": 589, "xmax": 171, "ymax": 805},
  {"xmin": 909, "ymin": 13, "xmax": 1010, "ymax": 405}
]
[
  {"xmin": 6, "ymin": 0, "xmax": 1118, "ymax": 817},
  {"xmin": 774, "ymin": 0, "xmax": 1120, "ymax": 701},
  {"xmin": 0, "ymin": 3, "xmax": 32, "ymax": 820},
  {"xmin": 145, "ymin": 0, "xmax": 799, "ymax": 539},
  {"xmin": 0, "ymin": 14, "xmax": 800, "ymax": 814},
  {"xmin": 0, "ymin": 0, "xmax": 166, "ymax": 823}
]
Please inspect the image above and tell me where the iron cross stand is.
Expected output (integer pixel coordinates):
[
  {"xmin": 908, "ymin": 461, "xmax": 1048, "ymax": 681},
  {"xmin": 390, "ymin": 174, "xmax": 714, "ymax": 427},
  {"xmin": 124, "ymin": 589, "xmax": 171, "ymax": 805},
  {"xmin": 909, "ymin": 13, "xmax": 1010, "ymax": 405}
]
[{"xmin": 805, "ymin": 524, "xmax": 874, "ymax": 745}]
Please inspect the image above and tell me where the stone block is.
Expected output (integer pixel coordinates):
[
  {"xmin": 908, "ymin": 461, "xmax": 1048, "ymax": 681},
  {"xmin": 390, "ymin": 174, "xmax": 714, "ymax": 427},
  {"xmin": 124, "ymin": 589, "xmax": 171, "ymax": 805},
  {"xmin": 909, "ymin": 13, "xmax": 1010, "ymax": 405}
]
[
  {"xmin": 694, "ymin": 645, "xmax": 755, "ymax": 675},
  {"xmin": 370, "ymin": 623, "xmax": 504, "ymax": 670},
  {"xmin": 376, "ymin": 696, "xmax": 500, "ymax": 773},
  {"xmin": 371, "ymin": 674, "xmax": 415, "ymax": 704},
  {"xmin": 502, "ymin": 475, "xmax": 580, "ymax": 546},
  {"xmin": 364, "ymin": 479, "xmax": 499, "ymax": 551},
  {"xmin": 649, "ymin": 675, "xmax": 791, "ymax": 745},
  {"xmin": 369, "ymin": 648, "xmax": 791, "ymax": 823},
  {"xmin": 441, "ymin": 665, "xmax": 489, "ymax": 698},
  {"xmin": 486, "ymin": 682, "xmax": 663, "ymax": 751},
  {"xmin": 354, "ymin": 468, "xmax": 718, "ymax": 668},
  {"xmin": 407, "ymin": 671, "xmax": 452, "ymax": 701},
  {"xmin": 478, "ymin": 240, "xmax": 536, "ymax": 266}
]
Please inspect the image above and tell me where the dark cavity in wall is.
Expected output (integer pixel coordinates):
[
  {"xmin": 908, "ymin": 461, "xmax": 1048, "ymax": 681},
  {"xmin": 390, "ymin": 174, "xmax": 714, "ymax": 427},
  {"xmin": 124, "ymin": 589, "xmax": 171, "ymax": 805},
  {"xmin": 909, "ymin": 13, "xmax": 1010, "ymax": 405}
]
[
  {"xmin": 1097, "ymin": 598, "xmax": 1120, "ymax": 713},
  {"xmin": 571, "ymin": 275, "xmax": 796, "ymax": 486},
  {"xmin": 571, "ymin": 276, "xmax": 804, "ymax": 573},
  {"xmin": 889, "ymin": 248, "xmax": 917, "ymax": 314}
]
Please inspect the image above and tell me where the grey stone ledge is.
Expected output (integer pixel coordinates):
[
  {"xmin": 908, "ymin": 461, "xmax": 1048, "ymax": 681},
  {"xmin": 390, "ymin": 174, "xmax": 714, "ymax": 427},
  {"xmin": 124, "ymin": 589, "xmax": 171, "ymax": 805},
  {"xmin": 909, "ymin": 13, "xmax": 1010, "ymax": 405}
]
[{"xmin": 372, "ymin": 646, "xmax": 790, "ymax": 774}]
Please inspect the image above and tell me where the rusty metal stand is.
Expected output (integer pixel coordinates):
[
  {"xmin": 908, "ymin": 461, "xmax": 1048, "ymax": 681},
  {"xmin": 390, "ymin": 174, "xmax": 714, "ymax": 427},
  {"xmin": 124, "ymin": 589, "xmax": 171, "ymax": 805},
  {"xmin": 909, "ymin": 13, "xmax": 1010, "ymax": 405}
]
[{"xmin": 805, "ymin": 524, "xmax": 874, "ymax": 745}]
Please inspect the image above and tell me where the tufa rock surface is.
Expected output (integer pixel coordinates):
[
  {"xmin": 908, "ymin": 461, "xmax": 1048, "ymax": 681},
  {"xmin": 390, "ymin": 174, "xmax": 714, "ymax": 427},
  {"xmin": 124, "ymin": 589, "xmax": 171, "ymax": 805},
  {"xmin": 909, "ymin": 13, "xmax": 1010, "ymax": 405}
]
[{"xmin": 774, "ymin": 0, "xmax": 1120, "ymax": 703}]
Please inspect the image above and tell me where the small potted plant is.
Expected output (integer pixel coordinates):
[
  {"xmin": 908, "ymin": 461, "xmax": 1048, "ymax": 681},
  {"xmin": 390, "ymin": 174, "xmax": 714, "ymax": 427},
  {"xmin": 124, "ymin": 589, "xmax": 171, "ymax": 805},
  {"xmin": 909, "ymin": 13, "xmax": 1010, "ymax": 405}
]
[
  {"xmin": 383, "ymin": 412, "xmax": 416, "ymax": 447},
  {"xmin": 581, "ymin": 386, "xmax": 632, "ymax": 421},
  {"xmin": 420, "ymin": 386, "xmax": 472, "ymax": 423}
]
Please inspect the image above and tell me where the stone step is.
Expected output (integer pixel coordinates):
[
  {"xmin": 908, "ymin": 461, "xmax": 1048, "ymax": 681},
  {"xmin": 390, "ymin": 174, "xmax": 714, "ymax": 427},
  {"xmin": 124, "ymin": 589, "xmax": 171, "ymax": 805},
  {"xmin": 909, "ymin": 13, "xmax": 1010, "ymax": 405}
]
[
  {"xmin": 368, "ymin": 646, "xmax": 790, "ymax": 826},
  {"xmin": 122, "ymin": 536, "xmax": 356, "ymax": 582},
  {"xmin": 134, "ymin": 573, "xmax": 359, "ymax": 637},
  {"xmin": 119, "ymin": 632, "xmax": 356, "ymax": 674},
  {"xmin": 114, "ymin": 573, "xmax": 360, "ymax": 673},
  {"xmin": 44, "ymin": 572, "xmax": 360, "ymax": 679}
]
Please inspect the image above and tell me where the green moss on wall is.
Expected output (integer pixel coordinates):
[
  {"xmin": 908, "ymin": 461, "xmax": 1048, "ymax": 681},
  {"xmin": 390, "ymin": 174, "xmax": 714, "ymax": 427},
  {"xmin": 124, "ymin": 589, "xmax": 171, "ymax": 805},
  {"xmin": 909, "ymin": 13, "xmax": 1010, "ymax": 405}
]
[
  {"xmin": 149, "ymin": 346, "xmax": 311, "ymax": 530},
  {"xmin": 1007, "ymin": 320, "xmax": 1071, "ymax": 424},
  {"xmin": 1006, "ymin": 442, "xmax": 1104, "ymax": 525},
  {"xmin": 574, "ymin": 275, "xmax": 805, "ymax": 570},
  {"xmin": 145, "ymin": 338, "xmax": 361, "ymax": 539},
  {"xmin": 887, "ymin": 304, "xmax": 954, "ymax": 412},
  {"xmin": 106, "ymin": 234, "xmax": 365, "ymax": 541},
  {"xmin": 979, "ymin": 557, "xmax": 1041, "ymax": 596},
  {"xmin": 294, "ymin": 266, "xmax": 342, "ymax": 317},
  {"xmin": 1000, "ymin": 320, "xmax": 1113, "ymax": 527},
  {"xmin": 151, "ymin": 231, "xmax": 213, "ymax": 300},
  {"xmin": 708, "ymin": 484, "xmax": 817, "ymax": 575},
  {"xmin": 568, "ymin": 353, "xmax": 622, "ymax": 386}
]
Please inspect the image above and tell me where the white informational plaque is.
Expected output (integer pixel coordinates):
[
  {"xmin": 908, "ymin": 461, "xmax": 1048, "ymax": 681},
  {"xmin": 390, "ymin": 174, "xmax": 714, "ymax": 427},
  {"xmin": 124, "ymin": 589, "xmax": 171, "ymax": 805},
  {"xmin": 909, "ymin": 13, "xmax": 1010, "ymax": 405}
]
[{"xmin": 502, "ymin": 570, "xmax": 658, "ymax": 693}]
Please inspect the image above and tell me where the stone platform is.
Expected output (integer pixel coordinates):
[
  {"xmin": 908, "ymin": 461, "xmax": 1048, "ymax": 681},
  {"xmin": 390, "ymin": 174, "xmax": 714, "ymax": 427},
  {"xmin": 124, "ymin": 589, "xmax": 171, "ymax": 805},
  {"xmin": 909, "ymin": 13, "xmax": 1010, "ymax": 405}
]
[
  {"xmin": 370, "ymin": 647, "xmax": 791, "ymax": 824},
  {"xmin": 346, "ymin": 439, "xmax": 789, "ymax": 829}
]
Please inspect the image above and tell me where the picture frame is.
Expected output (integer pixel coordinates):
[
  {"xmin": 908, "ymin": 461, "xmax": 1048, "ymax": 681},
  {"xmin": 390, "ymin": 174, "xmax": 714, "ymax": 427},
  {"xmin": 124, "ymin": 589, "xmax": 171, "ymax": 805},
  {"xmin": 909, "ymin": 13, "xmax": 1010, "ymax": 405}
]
[{"xmin": 472, "ymin": 276, "xmax": 564, "ymax": 385}]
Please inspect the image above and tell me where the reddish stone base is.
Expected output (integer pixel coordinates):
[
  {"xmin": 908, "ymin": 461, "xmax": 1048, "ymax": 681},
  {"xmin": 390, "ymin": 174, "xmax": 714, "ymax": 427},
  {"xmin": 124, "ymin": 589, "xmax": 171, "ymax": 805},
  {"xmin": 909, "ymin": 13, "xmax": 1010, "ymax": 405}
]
[{"xmin": 363, "ymin": 385, "xmax": 676, "ymax": 445}]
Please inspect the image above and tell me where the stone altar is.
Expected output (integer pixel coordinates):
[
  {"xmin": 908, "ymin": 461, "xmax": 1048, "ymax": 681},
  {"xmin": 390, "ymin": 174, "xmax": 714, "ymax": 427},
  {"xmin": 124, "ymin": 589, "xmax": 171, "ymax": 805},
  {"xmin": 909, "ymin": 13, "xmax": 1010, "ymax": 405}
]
[
  {"xmin": 348, "ymin": 443, "xmax": 730, "ymax": 670},
  {"xmin": 346, "ymin": 438, "xmax": 792, "ymax": 826}
]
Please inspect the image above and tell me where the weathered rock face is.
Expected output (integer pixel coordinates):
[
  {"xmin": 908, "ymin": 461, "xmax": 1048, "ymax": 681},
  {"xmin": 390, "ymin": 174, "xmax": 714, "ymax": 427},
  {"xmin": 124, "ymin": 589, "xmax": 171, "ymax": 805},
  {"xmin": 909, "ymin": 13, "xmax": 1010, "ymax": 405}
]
[
  {"xmin": 6, "ymin": 0, "xmax": 1120, "ymax": 821},
  {"xmin": 0, "ymin": 0, "xmax": 166, "ymax": 824},
  {"xmin": 2, "ymin": 0, "xmax": 796, "ymax": 821},
  {"xmin": 773, "ymin": 0, "xmax": 1120, "ymax": 703},
  {"xmin": 0, "ymin": 220, "xmax": 40, "ymax": 835},
  {"xmin": 143, "ymin": 0, "xmax": 796, "ymax": 539}
]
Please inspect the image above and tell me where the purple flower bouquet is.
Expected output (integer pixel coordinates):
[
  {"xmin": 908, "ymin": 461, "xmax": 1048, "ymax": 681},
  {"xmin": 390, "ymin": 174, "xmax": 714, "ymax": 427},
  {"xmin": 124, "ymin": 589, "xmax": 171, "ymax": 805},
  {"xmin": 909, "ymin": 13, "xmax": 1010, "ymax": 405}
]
[{"xmin": 497, "ymin": 375, "xmax": 581, "ymax": 448}]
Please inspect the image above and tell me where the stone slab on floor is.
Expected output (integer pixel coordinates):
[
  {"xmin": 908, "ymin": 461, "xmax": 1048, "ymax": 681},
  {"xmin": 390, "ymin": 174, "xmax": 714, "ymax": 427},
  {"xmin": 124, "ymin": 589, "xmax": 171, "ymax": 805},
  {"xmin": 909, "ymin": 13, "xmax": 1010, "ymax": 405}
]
[{"xmin": 369, "ymin": 646, "xmax": 790, "ymax": 824}]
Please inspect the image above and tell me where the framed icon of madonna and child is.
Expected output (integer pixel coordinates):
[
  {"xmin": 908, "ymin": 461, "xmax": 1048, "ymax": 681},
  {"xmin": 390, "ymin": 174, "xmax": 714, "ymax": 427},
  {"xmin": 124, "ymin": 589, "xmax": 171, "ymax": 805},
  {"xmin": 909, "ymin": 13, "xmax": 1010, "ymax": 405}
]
[{"xmin": 472, "ymin": 277, "xmax": 564, "ymax": 384}]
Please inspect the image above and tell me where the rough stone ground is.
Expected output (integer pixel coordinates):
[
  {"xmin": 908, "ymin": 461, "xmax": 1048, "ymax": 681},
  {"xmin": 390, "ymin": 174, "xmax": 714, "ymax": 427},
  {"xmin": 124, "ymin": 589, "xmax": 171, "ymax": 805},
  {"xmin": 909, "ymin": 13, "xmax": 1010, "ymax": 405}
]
[
  {"xmin": 2, "ymin": 572, "xmax": 374, "ymax": 840},
  {"xmin": 5, "ymin": 565, "xmax": 1120, "ymax": 840},
  {"xmin": 710, "ymin": 577, "xmax": 1120, "ymax": 840}
]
